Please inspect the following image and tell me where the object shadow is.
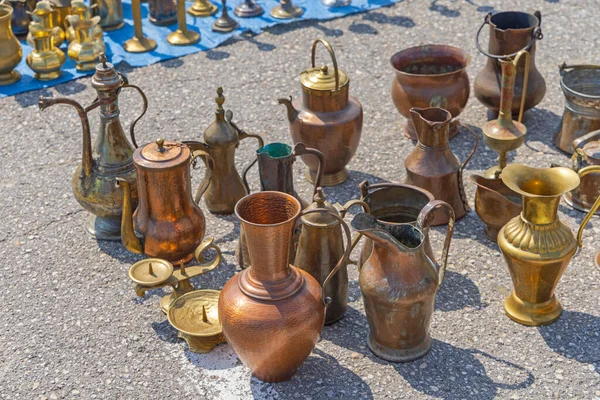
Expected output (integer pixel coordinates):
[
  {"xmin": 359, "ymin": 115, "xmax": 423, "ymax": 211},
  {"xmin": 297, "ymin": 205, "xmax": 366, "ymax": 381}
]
[
  {"xmin": 151, "ymin": 319, "xmax": 179, "ymax": 344},
  {"xmin": 97, "ymin": 239, "xmax": 144, "ymax": 264},
  {"xmin": 206, "ymin": 49, "xmax": 231, "ymax": 61},
  {"xmin": 349, "ymin": 21, "xmax": 378, "ymax": 35},
  {"xmin": 362, "ymin": 11, "xmax": 416, "ymax": 28},
  {"xmin": 237, "ymin": 31, "xmax": 277, "ymax": 51},
  {"xmin": 521, "ymin": 108, "xmax": 562, "ymax": 154},
  {"xmin": 429, "ymin": 0, "xmax": 461, "ymax": 17},
  {"xmin": 436, "ymin": 270, "xmax": 486, "ymax": 312},
  {"xmin": 14, "ymin": 88, "xmax": 52, "ymax": 108},
  {"xmin": 161, "ymin": 58, "xmax": 184, "ymax": 68},
  {"xmin": 55, "ymin": 80, "xmax": 87, "ymax": 96}
]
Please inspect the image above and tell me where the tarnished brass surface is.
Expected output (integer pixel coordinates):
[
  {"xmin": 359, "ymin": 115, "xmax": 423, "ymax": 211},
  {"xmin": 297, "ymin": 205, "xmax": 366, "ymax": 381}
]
[
  {"xmin": 26, "ymin": 1, "xmax": 64, "ymax": 47},
  {"xmin": 9, "ymin": 0, "xmax": 30, "ymax": 36},
  {"xmin": 90, "ymin": 0, "xmax": 123, "ymax": 30},
  {"xmin": 185, "ymin": 87, "xmax": 263, "ymax": 214},
  {"xmin": 469, "ymin": 174, "xmax": 521, "ymax": 241},
  {"xmin": 279, "ymin": 39, "xmax": 362, "ymax": 186},
  {"xmin": 168, "ymin": 290, "xmax": 226, "ymax": 353},
  {"xmin": 123, "ymin": 0, "xmax": 156, "ymax": 52},
  {"xmin": 474, "ymin": 11, "xmax": 545, "ymax": 115},
  {"xmin": 166, "ymin": 0, "xmax": 200, "ymax": 45},
  {"xmin": 565, "ymin": 130, "xmax": 600, "ymax": 214},
  {"xmin": 38, "ymin": 55, "xmax": 147, "ymax": 241},
  {"xmin": 234, "ymin": 0, "xmax": 262, "ymax": 17},
  {"xmin": 0, "ymin": 2, "xmax": 22, "ymax": 85},
  {"xmin": 391, "ymin": 44, "xmax": 470, "ymax": 140},
  {"xmin": 212, "ymin": 0, "xmax": 237, "ymax": 33},
  {"xmin": 187, "ymin": 0, "xmax": 216, "ymax": 17},
  {"xmin": 482, "ymin": 51, "xmax": 530, "ymax": 179},
  {"xmin": 554, "ymin": 64, "xmax": 600, "ymax": 154},
  {"xmin": 67, "ymin": 15, "xmax": 105, "ymax": 70},
  {"xmin": 497, "ymin": 165, "xmax": 596, "ymax": 326},
  {"xmin": 404, "ymin": 108, "xmax": 478, "ymax": 225},
  {"xmin": 66, "ymin": 0, "xmax": 103, "ymax": 43},
  {"xmin": 270, "ymin": 0, "xmax": 302, "ymax": 19},
  {"xmin": 26, "ymin": 22, "xmax": 66, "ymax": 80},
  {"xmin": 295, "ymin": 188, "xmax": 368, "ymax": 324},
  {"xmin": 129, "ymin": 239, "xmax": 223, "ymax": 313},
  {"xmin": 351, "ymin": 201, "xmax": 454, "ymax": 362},
  {"xmin": 49, "ymin": 0, "xmax": 70, "ymax": 29},
  {"xmin": 220, "ymin": 192, "xmax": 352, "ymax": 382},
  {"xmin": 148, "ymin": 0, "xmax": 175, "ymax": 25}
]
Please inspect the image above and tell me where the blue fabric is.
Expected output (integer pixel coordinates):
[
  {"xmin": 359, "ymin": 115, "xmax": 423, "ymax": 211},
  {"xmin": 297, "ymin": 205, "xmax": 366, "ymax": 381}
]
[{"xmin": 0, "ymin": 0, "xmax": 399, "ymax": 98}]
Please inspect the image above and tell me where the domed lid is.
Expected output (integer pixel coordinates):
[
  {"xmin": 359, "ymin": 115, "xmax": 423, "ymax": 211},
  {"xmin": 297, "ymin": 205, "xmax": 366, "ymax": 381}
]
[
  {"xmin": 91, "ymin": 53, "xmax": 123, "ymax": 92},
  {"xmin": 300, "ymin": 39, "xmax": 349, "ymax": 93},
  {"xmin": 301, "ymin": 188, "xmax": 340, "ymax": 227},
  {"xmin": 135, "ymin": 138, "xmax": 190, "ymax": 170}
]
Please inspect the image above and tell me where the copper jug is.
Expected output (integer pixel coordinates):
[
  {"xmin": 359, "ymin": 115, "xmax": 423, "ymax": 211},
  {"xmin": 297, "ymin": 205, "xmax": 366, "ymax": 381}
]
[
  {"xmin": 351, "ymin": 201, "xmax": 454, "ymax": 362},
  {"xmin": 404, "ymin": 107, "xmax": 478, "ymax": 225},
  {"xmin": 474, "ymin": 11, "xmax": 545, "ymax": 115},
  {"xmin": 219, "ymin": 191, "xmax": 352, "ymax": 382},
  {"xmin": 295, "ymin": 188, "xmax": 368, "ymax": 324},
  {"xmin": 564, "ymin": 130, "xmax": 600, "ymax": 215},
  {"xmin": 185, "ymin": 87, "xmax": 264, "ymax": 215},
  {"xmin": 38, "ymin": 54, "xmax": 148, "ymax": 240},
  {"xmin": 278, "ymin": 39, "xmax": 363, "ymax": 186},
  {"xmin": 117, "ymin": 139, "xmax": 215, "ymax": 265}
]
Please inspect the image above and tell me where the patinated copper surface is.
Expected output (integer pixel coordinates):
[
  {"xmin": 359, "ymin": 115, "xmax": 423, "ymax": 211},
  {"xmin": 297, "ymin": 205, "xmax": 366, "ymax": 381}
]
[{"xmin": 566, "ymin": 130, "xmax": 600, "ymax": 214}]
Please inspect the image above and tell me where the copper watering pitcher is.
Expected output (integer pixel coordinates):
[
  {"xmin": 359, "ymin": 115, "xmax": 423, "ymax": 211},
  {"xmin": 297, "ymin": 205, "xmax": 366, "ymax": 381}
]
[
  {"xmin": 351, "ymin": 200, "xmax": 455, "ymax": 362},
  {"xmin": 474, "ymin": 11, "xmax": 545, "ymax": 115},
  {"xmin": 38, "ymin": 54, "xmax": 148, "ymax": 241},
  {"xmin": 116, "ymin": 139, "xmax": 216, "ymax": 265},
  {"xmin": 185, "ymin": 87, "xmax": 264, "ymax": 215},
  {"xmin": 404, "ymin": 107, "xmax": 478, "ymax": 225},
  {"xmin": 278, "ymin": 39, "xmax": 363, "ymax": 186},
  {"xmin": 565, "ymin": 130, "xmax": 600, "ymax": 215},
  {"xmin": 219, "ymin": 191, "xmax": 353, "ymax": 382}
]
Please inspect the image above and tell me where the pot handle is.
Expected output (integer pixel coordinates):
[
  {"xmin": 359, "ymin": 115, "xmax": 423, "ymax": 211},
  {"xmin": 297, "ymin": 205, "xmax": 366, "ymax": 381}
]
[
  {"xmin": 193, "ymin": 237, "xmax": 223, "ymax": 272},
  {"xmin": 416, "ymin": 200, "xmax": 455, "ymax": 285},
  {"xmin": 475, "ymin": 12, "xmax": 543, "ymax": 60},
  {"xmin": 358, "ymin": 180, "xmax": 427, "ymax": 199},
  {"xmin": 576, "ymin": 166, "xmax": 600, "ymax": 248},
  {"xmin": 311, "ymin": 39, "xmax": 340, "ymax": 92},
  {"xmin": 559, "ymin": 63, "xmax": 600, "ymax": 75},
  {"xmin": 293, "ymin": 142, "xmax": 324, "ymax": 197},
  {"xmin": 226, "ymin": 110, "xmax": 265, "ymax": 194},
  {"xmin": 118, "ymin": 72, "xmax": 149, "ymax": 149},
  {"xmin": 572, "ymin": 129, "xmax": 600, "ymax": 152},
  {"xmin": 336, "ymin": 199, "xmax": 370, "ymax": 266},
  {"xmin": 190, "ymin": 147, "xmax": 215, "ymax": 203},
  {"xmin": 301, "ymin": 208, "xmax": 353, "ymax": 306}
]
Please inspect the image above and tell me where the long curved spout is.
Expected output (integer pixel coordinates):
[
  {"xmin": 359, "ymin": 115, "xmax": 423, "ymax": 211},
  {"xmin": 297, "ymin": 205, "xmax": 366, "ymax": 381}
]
[
  {"xmin": 115, "ymin": 178, "xmax": 143, "ymax": 255},
  {"xmin": 38, "ymin": 96, "xmax": 93, "ymax": 178},
  {"xmin": 277, "ymin": 96, "xmax": 299, "ymax": 123}
]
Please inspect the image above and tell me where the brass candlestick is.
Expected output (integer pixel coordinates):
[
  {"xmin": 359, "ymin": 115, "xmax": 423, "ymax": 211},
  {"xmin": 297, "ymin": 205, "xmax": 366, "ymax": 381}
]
[
  {"xmin": 167, "ymin": 0, "xmax": 200, "ymax": 45},
  {"xmin": 123, "ymin": 0, "xmax": 156, "ymax": 52},
  {"xmin": 212, "ymin": 0, "xmax": 236, "ymax": 32},
  {"xmin": 187, "ymin": 0, "xmax": 216, "ymax": 17},
  {"xmin": 270, "ymin": 0, "xmax": 303, "ymax": 19},
  {"xmin": 234, "ymin": 0, "xmax": 262, "ymax": 17}
]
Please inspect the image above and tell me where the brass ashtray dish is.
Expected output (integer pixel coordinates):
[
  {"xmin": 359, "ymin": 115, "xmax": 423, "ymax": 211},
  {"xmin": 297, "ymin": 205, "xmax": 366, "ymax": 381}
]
[
  {"xmin": 129, "ymin": 258, "xmax": 174, "ymax": 286},
  {"xmin": 167, "ymin": 289, "xmax": 225, "ymax": 353}
]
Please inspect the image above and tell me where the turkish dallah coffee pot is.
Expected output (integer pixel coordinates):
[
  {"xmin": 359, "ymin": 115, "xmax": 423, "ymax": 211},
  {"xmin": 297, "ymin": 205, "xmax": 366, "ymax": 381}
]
[
  {"xmin": 351, "ymin": 201, "xmax": 454, "ymax": 362},
  {"xmin": 116, "ymin": 139, "xmax": 216, "ymax": 265},
  {"xmin": 278, "ymin": 38, "xmax": 363, "ymax": 186},
  {"xmin": 474, "ymin": 11, "xmax": 545, "ymax": 115},
  {"xmin": 38, "ymin": 54, "xmax": 147, "ymax": 241},
  {"xmin": 185, "ymin": 87, "xmax": 264, "ymax": 215},
  {"xmin": 219, "ymin": 191, "xmax": 352, "ymax": 382},
  {"xmin": 564, "ymin": 130, "xmax": 600, "ymax": 215},
  {"xmin": 404, "ymin": 107, "xmax": 478, "ymax": 225}
]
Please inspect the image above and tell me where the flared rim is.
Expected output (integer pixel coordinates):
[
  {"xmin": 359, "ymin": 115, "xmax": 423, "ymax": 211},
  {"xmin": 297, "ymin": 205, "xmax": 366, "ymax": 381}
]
[
  {"xmin": 390, "ymin": 44, "xmax": 471, "ymax": 77},
  {"xmin": 501, "ymin": 164, "xmax": 580, "ymax": 198},
  {"xmin": 235, "ymin": 191, "xmax": 301, "ymax": 228}
]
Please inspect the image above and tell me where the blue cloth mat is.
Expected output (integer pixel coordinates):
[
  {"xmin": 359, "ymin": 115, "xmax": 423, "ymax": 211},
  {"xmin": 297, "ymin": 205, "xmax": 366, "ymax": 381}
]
[{"xmin": 0, "ymin": 0, "xmax": 399, "ymax": 98}]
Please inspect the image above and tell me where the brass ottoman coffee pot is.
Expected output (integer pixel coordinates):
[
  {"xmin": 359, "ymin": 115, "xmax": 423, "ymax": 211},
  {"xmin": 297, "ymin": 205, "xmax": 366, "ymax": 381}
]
[
  {"xmin": 185, "ymin": 87, "xmax": 264, "ymax": 215},
  {"xmin": 0, "ymin": 1, "xmax": 23, "ymax": 86},
  {"xmin": 66, "ymin": 0, "xmax": 103, "ymax": 42},
  {"xmin": 117, "ymin": 139, "xmax": 215, "ymax": 265},
  {"xmin": 49, "ymin": 0, "xmax": 70, "ymax": 29},
  {"xmin": 38, "ymin": 54, "xmax": 148, "ymax": 241},
  {"xmin": 279, "ymin": 39, "xmax": 363, "ymax": 186},
  {"xmin": 220, "ymin": 192, "xmax": 352, "ymax": 382},
  {"xmin": 404, "ymin": 107, "xmax": 478, "ymax": 225},
  {"xmin": 554, "ymin": 64, "xmax": 600, "ymax": 154},
  {"xmin": 474, "ymin": 11, "xmax": 545, "ymax": 115},
  {"xmin": 27, "ymin": 21, "xmax": 66, "ymax": 80},
  {"xmin": 26, "ymin": 1, "xmax": 64, "ymax": 47},
  {"xmin": 498, "ymin": 164, "xmax": 600, "ymax": 326},
  {"xmin": 67, "ymin": 15, "xmax": 105, "ymax": 70},
  {"xmin": 295, "ymin": 188, "xmax": 368, "ymax": 324},
  {"xmin": 351, "ymin": 201, "xmax": 454, "ymax": 362},
  {"xmin": 390, "ymin": 44, "xmax": 471, "ymax": 140},
  {"xmin": 565, "ymin": 130, "xmax": 600, "ymax": 214}
]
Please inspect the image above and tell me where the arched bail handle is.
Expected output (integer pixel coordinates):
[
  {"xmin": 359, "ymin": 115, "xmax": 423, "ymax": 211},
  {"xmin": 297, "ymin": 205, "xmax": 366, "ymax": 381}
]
[
  {"xmin": 311, "ymin": 38, "xmax": 340, "ymax": 92},
  {"xmin": 293, "ymin": 143, "xmax": 324, "ymax": 197},
  {"xmin": 416, "ymin": 200, "xmax": 455, "ymax": 285},
  {"xmin": 475, "ymin": 12, "xmax": 543, "ymax": 60},
  {"xmin": 576, "ymin": 166, "xmax": 600, "ymax": 248},
  {"xmin": 301, "ymin": 208, "xmax": 353, "ymax": 306}
]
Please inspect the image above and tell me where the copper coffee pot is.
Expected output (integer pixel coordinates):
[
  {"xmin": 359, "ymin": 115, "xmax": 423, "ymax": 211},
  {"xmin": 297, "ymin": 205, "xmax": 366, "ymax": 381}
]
[
  {"xmin": 564, "ymin": 130, "xmax": 600, "ymax": 215},
  {"xmin": 38, "ymin": 55, "xmax": 148, "ymax": 241},
  {"xmin": 404, "ymin": 107, "xmax": 478, "ymax": 225},
  {"xmin": 184, "ymin": 87, "xmax": 264, "ymax": 215},
  {"xmin": 474, "ymin": 11, "xmax": 545, "ymax": 116},
  {"xmin": 117, "ymin": 139, "xmax": 216, "ymax": 265},
  {"xmin": 278, "ymin": 39, "xmax": 363, "ymax": 186}
]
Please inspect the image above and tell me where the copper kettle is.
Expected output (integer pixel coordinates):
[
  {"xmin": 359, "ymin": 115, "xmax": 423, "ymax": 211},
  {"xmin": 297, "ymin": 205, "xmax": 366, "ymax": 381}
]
[{"xmin": 116, "ymin": 139, "xmax": 215, "ymax": 265}]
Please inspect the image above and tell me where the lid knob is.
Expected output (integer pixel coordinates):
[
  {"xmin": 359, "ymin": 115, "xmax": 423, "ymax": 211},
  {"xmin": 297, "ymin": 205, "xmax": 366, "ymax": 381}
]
[
  {"xmin": 314, "ymin": 187, "xmax": 326, "ymax": 206},
  {"xmin": 99, "ymin": 53, "xmax": 107, "ymax": 68},
  {"xmin": 156, "ymin": 138, "xmax": 165, "ymax": 151},
  {"xmin": 320, "ymin": 65, "xmax": 328, "ymax": 76},
  {"xmin": 215, "ymin": 87, "xmax": 225, "ymax": 112}
]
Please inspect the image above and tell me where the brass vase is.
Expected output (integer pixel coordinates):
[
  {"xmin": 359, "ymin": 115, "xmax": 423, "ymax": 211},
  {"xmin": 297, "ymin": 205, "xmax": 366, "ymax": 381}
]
[
  {"xmin": 498, "ymin": 164, "xmax": 598, "ymax": 326},
  {"xmin": 26, "ymin": 1, "xmax": 64, "ymax": 47},
  {"xmin": 0, "ymin": 2, "xmax": 22, "ymax": 85}
]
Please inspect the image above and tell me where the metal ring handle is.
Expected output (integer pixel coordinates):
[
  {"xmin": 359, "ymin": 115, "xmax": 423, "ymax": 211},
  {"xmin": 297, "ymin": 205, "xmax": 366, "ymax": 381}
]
[
  {"xmin": 120, "ymin": 82, "xmax": 149, "ymax": 149},
  {"xmin": 576, "ymin": 165, "xmax": 600, "ymax": 248},
  {"xmin": 475, "ymin": 12, "xmax": 543, "ymax": 60},
  {"xmin": 311, "ymin": 39, "xmax": 340, "ymax": 92},
  {"xmin": 193, "ymin": 237, "xmax": 223, "ymax": 271},
  {"xmin": 190, "ymin": 148, "xmax": 215, "ymax": 202},
  {"xmin": 293, "ymin": 142, "xmax": 324, "ymax": 197},
  {"xmin": 416, "ymin": 200, "xmax": 455, "ymax": 285}
]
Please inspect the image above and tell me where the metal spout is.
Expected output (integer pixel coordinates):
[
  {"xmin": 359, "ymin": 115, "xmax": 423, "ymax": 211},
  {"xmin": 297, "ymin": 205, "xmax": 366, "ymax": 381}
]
[
  {"xmin": 38, "ymin": 96, "xmax": 93, "ymax": 178},
  {"xmin": 277, "ymin": 96, "xmax": 299, "ymax": 123},
  {"xmin": 115, "ymin": 177, "xmax": 143, "ymax": 254}
]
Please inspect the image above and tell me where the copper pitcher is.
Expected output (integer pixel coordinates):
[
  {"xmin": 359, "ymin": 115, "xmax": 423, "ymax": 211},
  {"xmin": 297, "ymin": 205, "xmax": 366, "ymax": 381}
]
[
  {"xmin": 564, "ymin": 130, "xmax": 600, "ymax": 215},
  {"xmin": 219, "ymin": 191, "xmax": 352, "ymax": 382},
  {"xmin": 351, "ymin": 201, "xmax": 454, "ymax": 362},
  {"xmin": 116, "ymin": 139, "xmax": 215, "ymax": 265},
  {"xmin": 278, "ymin": 39, "xmax": 363, "ymax": 186},
  {"xmin": 474, "ymin": 11, "xmax": 545, "ymax": 115},
  {"xmin": 185, "ymin": 87, "xmax": 264, "ymax": 215},
  {"xmin": 38, "ymin": 55, "xmax": 148, "ymax": 240},
  {"xmin": 404, "ymin": 107, "xmax": 478, "ymax": 225}
]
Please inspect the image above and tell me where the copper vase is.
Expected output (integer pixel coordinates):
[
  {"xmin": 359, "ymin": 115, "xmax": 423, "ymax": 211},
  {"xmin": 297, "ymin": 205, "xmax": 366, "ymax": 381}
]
[{"xmin": 391, "ymin": 44, "xmax": 470, "ymax": 140}]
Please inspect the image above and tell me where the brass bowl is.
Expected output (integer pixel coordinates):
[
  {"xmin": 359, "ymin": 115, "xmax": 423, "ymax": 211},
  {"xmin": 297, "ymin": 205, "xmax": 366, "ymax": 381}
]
[{"xmin": 129, "ymin": 258, "xmax": 174, "ymax": 286}]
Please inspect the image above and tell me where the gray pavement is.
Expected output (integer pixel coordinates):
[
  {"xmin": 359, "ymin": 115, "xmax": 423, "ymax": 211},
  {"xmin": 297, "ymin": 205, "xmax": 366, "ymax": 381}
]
[{"xmin": 1, "ymin": 0, "xmax": 600, "ymax": 398}]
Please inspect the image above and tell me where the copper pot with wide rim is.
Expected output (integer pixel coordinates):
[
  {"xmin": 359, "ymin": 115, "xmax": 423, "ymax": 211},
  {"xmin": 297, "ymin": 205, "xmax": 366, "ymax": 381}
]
[{"xmin": 391, "ymin": 44, "xmax": 470, "ymax": 140}]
